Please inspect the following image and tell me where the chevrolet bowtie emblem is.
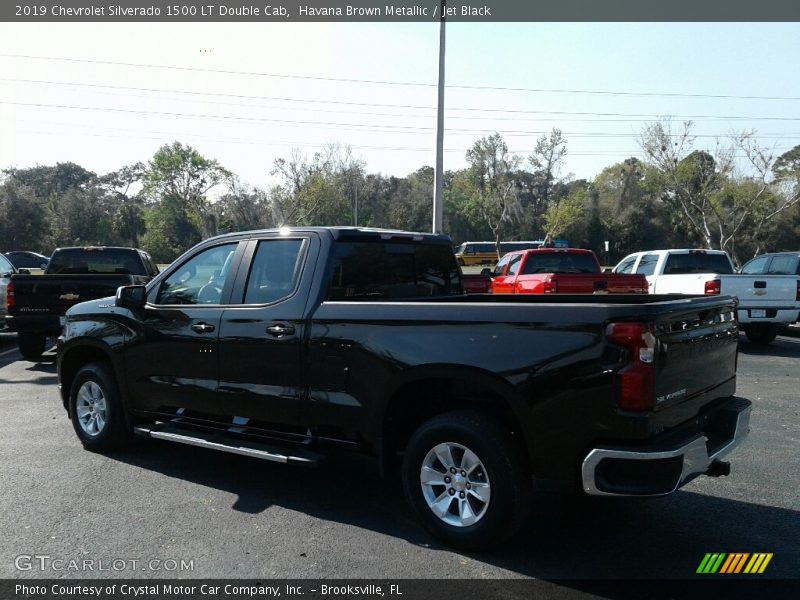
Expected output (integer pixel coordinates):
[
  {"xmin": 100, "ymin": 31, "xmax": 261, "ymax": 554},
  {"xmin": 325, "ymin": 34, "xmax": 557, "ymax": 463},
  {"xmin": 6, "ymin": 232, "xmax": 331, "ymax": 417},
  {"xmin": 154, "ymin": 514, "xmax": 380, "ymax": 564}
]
[
  {"xmin": 60, "ymin": 293, "xmax": 80, "ymax": 301},
  {"xmin": 753, "ymin": 290, "xmax": 767, "ymax": 296}
]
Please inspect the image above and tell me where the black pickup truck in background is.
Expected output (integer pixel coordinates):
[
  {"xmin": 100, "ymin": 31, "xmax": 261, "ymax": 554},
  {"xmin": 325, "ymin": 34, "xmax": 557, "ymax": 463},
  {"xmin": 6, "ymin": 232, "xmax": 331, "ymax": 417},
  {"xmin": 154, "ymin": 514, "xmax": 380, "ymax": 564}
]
[
  {"xmin": 57, "ymin": 228, "xmax": 751, "ymax": 549},
  {"xmin": 7, "ymin": 247, "xmax": 158, "ymax": 360}
]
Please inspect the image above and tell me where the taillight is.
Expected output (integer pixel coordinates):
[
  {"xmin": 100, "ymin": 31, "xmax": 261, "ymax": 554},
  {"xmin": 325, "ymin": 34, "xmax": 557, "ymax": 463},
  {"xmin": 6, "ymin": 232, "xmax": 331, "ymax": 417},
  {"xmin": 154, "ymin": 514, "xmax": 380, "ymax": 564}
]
[
  {"xmin": 606, "ymin": 322, "xmax": 656, "ymax": 411},
  {"xmin": 6, "ymin": 281, "xmax": 14, "ymax": 310},
  {"xmin": 543, "ymin": 278, "xmax": 558, "ymax": 293},
  {"xmin": 705, "ymin": 279, "xmax": 721, "ymax": 295}
]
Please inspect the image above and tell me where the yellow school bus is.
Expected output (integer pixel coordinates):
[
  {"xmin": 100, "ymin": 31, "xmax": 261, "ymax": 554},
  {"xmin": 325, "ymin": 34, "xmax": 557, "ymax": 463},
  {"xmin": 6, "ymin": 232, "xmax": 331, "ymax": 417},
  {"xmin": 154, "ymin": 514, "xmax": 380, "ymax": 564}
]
[{"xmin": 454, "ymin": 241, "xmax": 550, "ymax": 266}]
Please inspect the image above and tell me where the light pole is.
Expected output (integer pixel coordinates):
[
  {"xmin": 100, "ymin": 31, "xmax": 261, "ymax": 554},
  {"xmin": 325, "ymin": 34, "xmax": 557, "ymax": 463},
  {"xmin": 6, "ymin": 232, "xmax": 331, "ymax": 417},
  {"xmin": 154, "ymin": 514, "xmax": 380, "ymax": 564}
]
[{"xmin": 432, "ymin": 0, "xmax": 446, "ymax": 234}]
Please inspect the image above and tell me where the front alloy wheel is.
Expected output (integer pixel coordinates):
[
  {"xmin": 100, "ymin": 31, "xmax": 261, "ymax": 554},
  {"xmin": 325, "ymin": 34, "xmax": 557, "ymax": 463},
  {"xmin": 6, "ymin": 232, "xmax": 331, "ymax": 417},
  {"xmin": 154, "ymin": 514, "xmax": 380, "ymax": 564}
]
[
  {"xmin": 69, "ymin": 362, "xmax": 129, "ymax": 451},
  {"xmin": 75, "ymin": 380, "xmax": 108, "ymax": 437},
  {"xmin": 421, "ymin": 442, "xmax": 491, "ymax": 527}
]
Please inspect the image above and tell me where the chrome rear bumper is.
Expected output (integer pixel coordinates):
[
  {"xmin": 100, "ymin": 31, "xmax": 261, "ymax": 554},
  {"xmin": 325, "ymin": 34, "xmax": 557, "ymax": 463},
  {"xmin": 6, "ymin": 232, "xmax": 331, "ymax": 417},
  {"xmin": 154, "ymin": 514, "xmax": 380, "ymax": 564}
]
[{"xmin": 581, "ymin": 397, "xmax": 751, "ymax": 496}]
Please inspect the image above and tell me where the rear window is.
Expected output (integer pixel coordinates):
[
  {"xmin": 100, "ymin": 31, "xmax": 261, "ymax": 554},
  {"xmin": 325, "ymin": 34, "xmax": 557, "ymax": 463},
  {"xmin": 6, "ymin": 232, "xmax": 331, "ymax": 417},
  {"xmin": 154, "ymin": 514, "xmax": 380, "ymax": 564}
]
[
  {"xmin": 663, "ymin": 252, "xmax": 733, "ymax": 275},
  {"xmin": 521, "ymin": 252, "xmax": 598, "ymax": 274},
  {"xmin": 47, "ymin": 248, "xmax": 146, "ymax": 275},
  {"xmin": 326, "ymin": 241, "xmax": 462, "ymax": 300}
]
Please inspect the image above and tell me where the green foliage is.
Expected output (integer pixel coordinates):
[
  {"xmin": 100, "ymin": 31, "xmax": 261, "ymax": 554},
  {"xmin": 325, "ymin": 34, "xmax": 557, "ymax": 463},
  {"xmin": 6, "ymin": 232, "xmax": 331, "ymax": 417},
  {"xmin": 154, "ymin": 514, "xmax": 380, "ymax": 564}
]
[
  {"xmin": 772, "ymin": 145, "xmax": 800, "ymax": 182},
  {"xmin": 543, "ymin": 187, "xmax": 586, "ymax": 240},
  {"xmin": 140, "ymin": 195, "xmax": 203, "ymax": 263},
  {"xmin": 143, "ymin": 142, "xmax": 231, "ymax": 237},
  {"xmin": 4, "ymin": 133, "xmax": 799, "ymax": 266},
  {"xmin": 0, "ymin": 180, "xmax": 49, "ymax": 251},
  {"xmin": 463, "ymin": 133, "xmax": 521, "ymax": 255}
]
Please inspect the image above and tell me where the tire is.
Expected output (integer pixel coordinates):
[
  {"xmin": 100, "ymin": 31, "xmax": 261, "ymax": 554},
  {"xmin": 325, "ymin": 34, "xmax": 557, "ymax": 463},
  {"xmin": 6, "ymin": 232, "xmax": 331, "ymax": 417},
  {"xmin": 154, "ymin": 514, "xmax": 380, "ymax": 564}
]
[
  {"xmin": 68, "ymin": 362, "xmax": 130, "ymax": 451},
  {"xmin": 402, "ymin": 411, "xmax": 532, "ymax": 550},
  {"xmin": 18, "ymin": 333, "xmax": 47, "ymax": 361},
  {"xmin": 744, "ymin": 325, "xmax": 778, "ymax": 346}
]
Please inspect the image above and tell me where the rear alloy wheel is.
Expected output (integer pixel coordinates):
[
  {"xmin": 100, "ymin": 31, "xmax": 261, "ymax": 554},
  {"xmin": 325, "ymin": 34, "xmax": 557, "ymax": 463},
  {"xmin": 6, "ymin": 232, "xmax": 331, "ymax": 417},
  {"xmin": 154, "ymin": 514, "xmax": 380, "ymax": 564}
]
[
  {"xmin": 420, "ymin": 442, "xmax": 492, "ymax": 527},
  {"xmin": 68, "ymin": 362, "xmax": 130, "ymax": 451},
  {"xmin": 402, "ymin": 411, "xmax": 531, "ymax": 550},
  {"xmin": 744, "ymin": 325, "xmax": 778, "ymax": 346},
  {"xmin": 18, "ymin": 333, "xmax": 47, "ymax": 361}
]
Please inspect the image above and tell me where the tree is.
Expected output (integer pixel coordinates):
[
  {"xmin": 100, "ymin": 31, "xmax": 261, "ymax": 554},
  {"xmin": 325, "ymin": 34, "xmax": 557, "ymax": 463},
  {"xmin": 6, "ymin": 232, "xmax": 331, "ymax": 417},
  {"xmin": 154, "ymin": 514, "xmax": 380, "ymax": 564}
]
[
  {"xmin": 464, "ymin": 133, "xmax": 521, "ymax": 258},
  {"xmin": 100, "ymin": 163, "xmax": 146, "ymax": 246},
  {"xmin": 641, "ymin": 123, "xmax": 800, "ymax": 265},
  {"xmin": 268, "ymin": 145, "xmax": 360, "ymax": 227},
  {"xmin": 143, "ymin": 142, "xmax": 231, "ymax": 237},
  {"xmin": 528, "ymin": 129, "xmax": 569, "ymax": 244},
  {"xmin": 139, "ymin": 195, "xmax": 203, "ymax": 263},
  {"xmin": 3, "ymin": 163, "xmax": 102, "ymax": 251},
  {"xmin": 215, "ymin": 177, "xmax": 273, "ymax": 233},
  {"xmin": 591, "ymin": 158, "xmax": 673, "ymax": 260},
  {"xmin": 543, "ymin": 186, "xmax": 586, "ymax": 243},
  {"xmin": 0, "ymin": 180, "xmax": 49, "ymax": 251},
  {"xmin": 529, "ymin": 129, "xmax": 568, "ymax": 207}
]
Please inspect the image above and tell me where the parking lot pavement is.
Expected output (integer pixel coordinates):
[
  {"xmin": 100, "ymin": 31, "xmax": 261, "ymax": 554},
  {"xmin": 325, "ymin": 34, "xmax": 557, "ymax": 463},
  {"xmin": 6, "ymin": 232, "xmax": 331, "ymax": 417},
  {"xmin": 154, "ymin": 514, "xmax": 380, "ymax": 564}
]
[{"xmin": 0, "ymin": 335, "xmax": 797, "ymax": 583}]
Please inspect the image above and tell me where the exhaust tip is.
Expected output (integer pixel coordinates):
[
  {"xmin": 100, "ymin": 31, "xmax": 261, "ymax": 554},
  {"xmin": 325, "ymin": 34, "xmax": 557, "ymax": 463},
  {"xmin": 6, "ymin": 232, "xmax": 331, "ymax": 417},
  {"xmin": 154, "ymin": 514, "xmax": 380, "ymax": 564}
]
[{"xmin": 706, "ymin": 459, "xmax": 731, "ymax": 477}]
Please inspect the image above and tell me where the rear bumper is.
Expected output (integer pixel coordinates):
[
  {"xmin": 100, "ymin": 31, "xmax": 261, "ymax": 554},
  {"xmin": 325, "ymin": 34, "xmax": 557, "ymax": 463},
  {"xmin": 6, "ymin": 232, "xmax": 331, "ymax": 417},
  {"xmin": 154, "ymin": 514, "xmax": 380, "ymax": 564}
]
[
  {"xmin": 737, "ymin": 307, "xmax": 800, "ymax": 324},
  {"xmin": 581, "ymin": 397, "xmax": 751, "ymax": 496},
  {"xmin": 5, "ymin": 314, "xmax": 63, "ymax": 335}
]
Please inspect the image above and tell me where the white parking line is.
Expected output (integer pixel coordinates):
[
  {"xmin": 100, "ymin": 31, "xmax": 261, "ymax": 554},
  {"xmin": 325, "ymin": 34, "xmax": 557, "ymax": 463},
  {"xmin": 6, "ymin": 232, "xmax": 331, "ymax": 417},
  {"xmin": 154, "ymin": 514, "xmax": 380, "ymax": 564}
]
[{"xmin": 0, "ymin": 347, "xmax": 18, "ymax": 357}]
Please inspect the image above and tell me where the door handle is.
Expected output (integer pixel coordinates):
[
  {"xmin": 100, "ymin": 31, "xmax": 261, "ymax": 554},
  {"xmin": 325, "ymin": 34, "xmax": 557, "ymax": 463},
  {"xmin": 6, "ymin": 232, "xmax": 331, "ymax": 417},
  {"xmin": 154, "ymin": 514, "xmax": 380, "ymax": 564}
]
[
  {"xmin": 191, "ymin": 322, "xmax": 216, "ymax": 334},
  {"xmin": 266, "ymin": 323, "xmax": 295, "ymax": 337}
]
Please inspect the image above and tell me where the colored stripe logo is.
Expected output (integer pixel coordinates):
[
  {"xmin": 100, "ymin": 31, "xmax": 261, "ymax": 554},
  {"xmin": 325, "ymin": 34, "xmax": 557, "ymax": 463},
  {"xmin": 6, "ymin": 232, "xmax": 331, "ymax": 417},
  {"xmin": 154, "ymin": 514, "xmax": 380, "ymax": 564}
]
[{"xmin": 697, "ymin": 553, "xmax": 773, "ymax": 574}]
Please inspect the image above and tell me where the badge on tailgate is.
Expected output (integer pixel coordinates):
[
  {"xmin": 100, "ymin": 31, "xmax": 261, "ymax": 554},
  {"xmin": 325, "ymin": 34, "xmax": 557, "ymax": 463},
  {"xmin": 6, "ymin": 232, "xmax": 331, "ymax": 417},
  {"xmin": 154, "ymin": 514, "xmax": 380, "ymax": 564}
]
[{"xmin": 59, "ymin": 293, "xmax": 80, "ymax": 300}]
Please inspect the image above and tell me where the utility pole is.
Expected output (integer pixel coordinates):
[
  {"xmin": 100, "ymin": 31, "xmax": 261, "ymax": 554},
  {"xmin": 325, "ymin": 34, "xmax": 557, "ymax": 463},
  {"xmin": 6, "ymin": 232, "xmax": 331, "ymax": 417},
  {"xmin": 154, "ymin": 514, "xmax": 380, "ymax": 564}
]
[
  {"xmin": 432, "ymin": 0, "xmax": 446, "ymax": 234},
  {"xmin": 352, "ymin": 170, "xmax": 359, "ymax": 227}
]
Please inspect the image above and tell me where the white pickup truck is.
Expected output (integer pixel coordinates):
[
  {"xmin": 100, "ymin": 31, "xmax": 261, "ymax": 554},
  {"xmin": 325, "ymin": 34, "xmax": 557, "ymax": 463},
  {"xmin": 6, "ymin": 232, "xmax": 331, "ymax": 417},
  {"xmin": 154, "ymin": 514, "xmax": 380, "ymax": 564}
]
[{"xmin": 613, "ymin": 249, "xmax": 800, "ymax": 345}]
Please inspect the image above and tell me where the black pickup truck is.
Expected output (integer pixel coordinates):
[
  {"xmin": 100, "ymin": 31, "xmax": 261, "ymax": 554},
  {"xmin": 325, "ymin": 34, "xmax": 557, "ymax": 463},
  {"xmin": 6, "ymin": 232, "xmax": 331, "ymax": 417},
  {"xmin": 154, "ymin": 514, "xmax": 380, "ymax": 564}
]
[
  {"xmin": 57, "ymin": 228, "xmax": 751, "ymax": 549},
  {"xmin": 7, "ymin": 246, "xmax": 159, "ymax": 360}
]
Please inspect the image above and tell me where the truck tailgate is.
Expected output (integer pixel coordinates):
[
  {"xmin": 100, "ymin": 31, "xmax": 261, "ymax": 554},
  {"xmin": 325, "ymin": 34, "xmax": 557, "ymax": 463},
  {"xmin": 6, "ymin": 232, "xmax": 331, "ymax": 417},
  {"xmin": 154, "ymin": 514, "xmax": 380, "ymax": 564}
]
[
  {"xmin": 550, "ymin": 273, "xmax": 647, "ymax": 294},
  {"xmin": 720, "ymin": 274, "xmax": 800, "ymax": 309},
  {"xmin": 10, "ymin": 274, "xmax": 135, "ymax": 316},
  {"xmin": 650, "ymin": 297, "xmax": 739, "ymax": 427}
]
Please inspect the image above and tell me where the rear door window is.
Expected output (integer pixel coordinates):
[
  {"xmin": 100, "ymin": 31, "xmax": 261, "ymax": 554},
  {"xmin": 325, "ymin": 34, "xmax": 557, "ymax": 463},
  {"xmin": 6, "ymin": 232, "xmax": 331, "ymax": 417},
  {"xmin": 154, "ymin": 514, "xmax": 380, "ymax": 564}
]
[
  {"xmin": 243, "ymin": 239, "xmax": 306, "ymax": 305},
  {"xmin": 634, "ymin": 253, "xmax": 659, "ymax": 276},
  {"xmin": 767, "ymin": 256, "xmax": 799, "ymax": 275},
  {"xmin": 507, "ymin": 254, "xmax": 523, "ymax": 276},
  {"xmin": 741, "ymin": 256, "xmax": 770, "ymax": 274}
]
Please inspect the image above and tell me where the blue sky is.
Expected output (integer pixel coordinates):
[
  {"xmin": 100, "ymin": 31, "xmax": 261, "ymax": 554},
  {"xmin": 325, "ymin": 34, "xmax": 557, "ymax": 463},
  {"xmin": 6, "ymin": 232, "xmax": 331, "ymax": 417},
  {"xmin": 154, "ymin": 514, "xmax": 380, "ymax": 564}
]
[{"xmin": 1, "ymin": 21, "xmax": 798, "ymax": 187}]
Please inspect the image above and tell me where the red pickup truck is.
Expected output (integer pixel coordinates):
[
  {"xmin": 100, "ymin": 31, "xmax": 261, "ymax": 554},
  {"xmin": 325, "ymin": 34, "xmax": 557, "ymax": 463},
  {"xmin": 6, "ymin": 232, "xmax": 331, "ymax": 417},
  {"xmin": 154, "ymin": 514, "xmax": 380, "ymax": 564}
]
[{"xmin": 491, "ymin": 248, "xmax": 648, "ymax": 294}]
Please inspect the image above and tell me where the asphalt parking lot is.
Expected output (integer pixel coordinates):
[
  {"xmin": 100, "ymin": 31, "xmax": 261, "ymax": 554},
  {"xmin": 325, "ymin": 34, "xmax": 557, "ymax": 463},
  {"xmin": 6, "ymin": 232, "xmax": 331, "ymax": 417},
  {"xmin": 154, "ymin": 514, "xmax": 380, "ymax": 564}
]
[{"xmin": 0, "ymin": 331, "xmax": 797, "ymax": 583}]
